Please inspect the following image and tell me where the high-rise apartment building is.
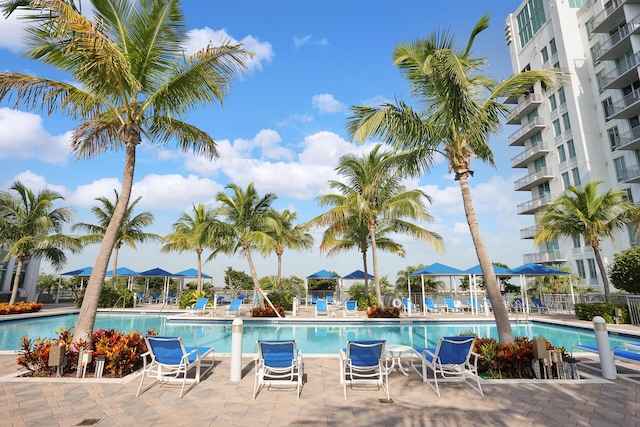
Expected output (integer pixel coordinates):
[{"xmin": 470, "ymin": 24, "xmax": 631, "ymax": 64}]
[{"xmin": 505, "ymin": 0, "xmax": 640, "ymax": 291}]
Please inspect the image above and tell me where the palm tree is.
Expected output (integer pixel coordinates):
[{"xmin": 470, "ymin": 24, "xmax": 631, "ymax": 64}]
[
  {"xmin": 314, "ymin": 145, "xmax": 444, "ymax": 306},
  {"xmin": 535, "ymin": 181, "xmax": 634, "ymax": 304},
  {"xmin": 0, "ymin": 181, "xmax": 81, "ymax": 305},
  {"xmin": 72, "ymin": 190, "xmax": 159, "ymax": 289},
  {"xmin": 0, "ymin": 0, "xmax": 250, "ymax": 343},
  {"xmin": 214, "ymin": 183, "xmax": 277, "ymax": 308},
  {"xmin": 266, "ymin": 209, "xmax": 314, "ymax": 291},
  {"xmin": 346, "ymin": 16, "xmax": 560, "ymax": 344},
  {"xmin": 162, "ymin": 204, "xmax": 231, "ymax": 292}
]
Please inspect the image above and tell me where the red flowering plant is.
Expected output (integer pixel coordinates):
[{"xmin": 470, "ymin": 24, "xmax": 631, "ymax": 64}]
[
  {"xmin": 0, "ymin": 302, "xmax": 43, "ymax": 315},
  {"xmin": 366, "ymin": 305, "xmax": 400, "ymax": 318},
  {"xmin": 17, "ymin": 327, "xmax": 156, "ymax": 378},
  {"xmin": 251, "ymin": 305, "xmax": 286, "ymax": 317}
]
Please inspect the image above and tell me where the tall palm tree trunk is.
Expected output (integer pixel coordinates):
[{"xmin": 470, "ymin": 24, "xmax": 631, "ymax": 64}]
[
  {"xmin": 361, "ymin": 250, "xmax": 369, "ymax": 297},
  {"xmin": 276, "ymin": 251, "xmax": 283, "ymax": 291},
  {"xmin": 459, "ymin": 173, "xmax": 514, "ymax": 344},
  {"xmin": 593, "ymin": 246, "xmax": 612, "ymax": 304},
  {"xmin": 196, "ymin": 249, "xmax": 203, "ymax": 293},
  {"xmin": 8, "ymin": 257, "xmax": 24, "ymax": 306},
  {"xmin": 369, "ymin": 224, "xmax": 383, "ymax": 307},
  {"xmin": 74, "ymin": 141, "xmax": 137, "ymax": 344},
  {"xmin": 111, "ymin": 246, "xmax": 119, "ymax": 290},
  {"xmin": 243, "ymin": 245, "xmax": 265, "ymax": 309}
]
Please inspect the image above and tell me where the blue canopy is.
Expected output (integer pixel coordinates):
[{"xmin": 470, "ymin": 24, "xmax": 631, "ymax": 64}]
[
  {"xmin": 307, "ymin": 269, "xmax": 340, "ymax": 279},
  {"xmin": 342, "ymin": 270, "xmax": 374, "ymax": 280},
  {"xmin": 462, "ymin": 264, "xmax": 513, "ymax": 275},
  {"xmin": 106, "ymin": 267, "xmax": 139, "ymax": 276},
  {"xmin": 139, "ymin": 267, "xmax": 174, "ymax": 277},
  {"xmin": 410, "ymin": 262, "xmax": 464, "ymax": 276},
  {"xmin": 510, "ymin": 263, "xmax": 569, "ymax": 276},
  {"xmin": 175, "ymin": 268, "xmax": 212, "ymax": 279},
  {"xmin": 61, "ymin": 266, "xmax": 93, "ymax": 276}
]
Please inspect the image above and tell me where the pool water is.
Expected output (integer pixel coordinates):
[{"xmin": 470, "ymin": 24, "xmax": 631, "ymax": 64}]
[{"xmin": 2, "ymin": 313, "xmax": 639, "ymax": 354}]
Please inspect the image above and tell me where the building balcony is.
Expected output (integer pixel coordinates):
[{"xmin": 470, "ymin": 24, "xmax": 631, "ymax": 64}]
[
  {"xmin": 523, "ymin": 250, "xmax": 567, "ymax": 264},
  {"xmin": 505, "ymin": 94, "xmax": 543, "ymax": 125},
  {"xmin": 602, "ymin": 51, "xmax": 640, "ymax": 90},
  {"xmin": 595, "ymin": 14, "xmax": 640, "ymax": 62},
  {"xmin": 517, "ymin": 194, "xmax": 553, "ymax": 215},
  {"xmin": 507, "ymin": 117, "xmax": 545, "ymax": 146},
  {"xmin": 592, "ymin": 0, "xmax": 638, "ymax": 34},
  {"xmin": 617, "ymin": 165, "xmax": 640, "ymax": 183},
  {"xmin": 520, "ymin": 225, "xmax": 541, "ymax": 239},
  {"xmin": 611, "ymin": 126, "xmax": 640, "ymax": 151},
  {"xmin": 607, "ymin": 88, "xmax": 640, "ymax": 120},
  {"xmin": 511, "ymin": 141, "xmax": 550, "ymax": 168},
  {"xmin": 514, "ymin": 167, "xmax": 554, "ymax": 192}
]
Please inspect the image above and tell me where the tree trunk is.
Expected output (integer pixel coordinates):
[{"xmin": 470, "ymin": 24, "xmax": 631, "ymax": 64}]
[
  {"xmin": 243, "ymin": 245, "xmax": 264, "ymax": 309},
  {"xmin": 8, "ymin": 257, "xmax": 24, "ymax": 306},
  {"xmin": 196, "ymin": 249, "xmax": 203, "ymax": 293},
  {"xmin": 369, "ymin": 223, "xmax": 383, "ymax": 307},
  {"xmin": 74, "ymin": 141, "xmax": 137, "ymax": 345},
  {"xmin": 458, "ymin": 173, "xmax": 514, "ymax": 344},
  {"xmin": 276, "ymin": 251, "xmax": 283, "ymax": 292},
  {"xmin": 593, "ymin": 246, "xmax": 612, "ymax": 304},
  {"xmin": 111, "ymin": 246, "xmax": 119, "ymax": 290},
  {"xmin": 361, "ymin": 250, "xmax": 369, "ymax": 297}
]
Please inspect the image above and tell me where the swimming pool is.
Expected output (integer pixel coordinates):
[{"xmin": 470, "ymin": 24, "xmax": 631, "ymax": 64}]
[{"xmin": 3, "ymin": 313, "xmax": 640, "ymax": 354}]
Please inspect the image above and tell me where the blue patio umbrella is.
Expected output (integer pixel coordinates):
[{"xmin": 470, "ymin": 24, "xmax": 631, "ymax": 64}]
[
  {"xmin": 175, "ymin": 268, "xmax": 212, "ymax": 279},
  {"xmin": 341, "ymin": 270, "xmax": 373, "ymax": 280},
  {"xmin": 61, "ymin": 266, "xmax": 93, "ymax": 276},
  {"xmin": 105, "ymin": 267, "xmax": 140, "ymax": 277}
]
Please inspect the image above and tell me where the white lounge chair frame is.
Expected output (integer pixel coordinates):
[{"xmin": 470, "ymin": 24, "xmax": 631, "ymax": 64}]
[
  {"xmin": 137, "ymin": 336, "xmax": 215, "ymax": 398},
  {"xmin": 412, "ymin": 336, "xmax": 483, "ymax": 397},
  {"xmin": 339, "ymin": 340, "xmax": 390, "ymax": 400},
  {"xmin": 571, "ymin": 343, "xmax": 640, "ymax": 384},
  {"xmin": 253, "ymin": 340, "xmax": 303, "ymax": 400}
]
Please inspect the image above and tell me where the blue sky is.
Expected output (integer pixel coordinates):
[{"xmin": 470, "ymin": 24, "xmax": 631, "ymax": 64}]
[{"xmin": 0, "ymin": 0, "xmax": 530, "ymax": 287}]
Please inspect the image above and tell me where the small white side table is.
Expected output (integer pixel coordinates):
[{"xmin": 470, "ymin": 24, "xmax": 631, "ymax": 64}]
[{"xmin": 385, "ymin": 344, "xmax": 414, "ymax": 376}]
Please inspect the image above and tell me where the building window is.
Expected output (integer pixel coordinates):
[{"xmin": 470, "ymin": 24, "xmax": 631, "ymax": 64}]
[
  {"xmin": 576, "ymin": 260, "xmax": 586, "ymax": 279},
  {"xmin": 538, "ymin": 181, "xmax": 550, "ymax": 197},
  {"xmin": 558, "ymin": 145, "xmax": 567, "ymax": 163},
  {"xmin": 572, "ymin": 236, "xmax": 581, "ymax": 248},
  {"xmin": 549, "ymin": 38, "xmax": 557, "ymax": 55},
  {"xmin": 553, "ymin": 61, "xmax": 560, "ymax": 69},
  {"xmin": 585, "ymin": 19, "xmax": 595, "ymax": 40},
  {"xmin": 567, "ymin": 139, "xmax": 576, "ymax": 158},
  {"xmin": 571, "ymin": 168, "xmax": 581, "ymax": 186},
  {"xmin": 587, "ymin": 258, "xmax": 597, "ymax": 279},
  {"xmin": 562, "ymin": 113, "xmax": 571, "ymax": 131},
  {"xmin": 534, "ymin": 156, "xmax": 546, "ymax": 171},
  {"xmin": 517, "ymin": 0, "xmax": 546, "ymax": 48},
  {"xmin": 562, "ymin": 172, "xmax": 570, "ymax": 189},
  {"xmin": 614, "ymin": 156, "xmax": 627, "ymax": 181},
  {"xmin": 541, "ymin": 46, "xmax": 549, "ymax": 63},
  {"xmin": 549, "ymin": 94, "xmax": 557, "ymax": 111},
  {"xmin": 569, "ymin": 0, "xmax": 588, "ymax": 7},
  {"xmin": 608, "ymin": 126, "xmax": 620, "ymax": 151},
  {"xmin": 527, "ymin": 109, "xmax": 539, "ymax": 121},
  {"xmin": 590, "ymin": 44, "xmax": 601, "ymax": 67},
  {"xmin": 553, "ymin": 119, "xmax": 562, "ymax": 137},
  {"xmin": 602, "ymin": 97, "xmax": 613, "ymax": 120},
  {"xmin": 624, "ymin": 188, "xmax": 634, "ymax": 203},
  {"xmin": 558, "ymin": 87, "xmax": 566, "ymax": 105}
]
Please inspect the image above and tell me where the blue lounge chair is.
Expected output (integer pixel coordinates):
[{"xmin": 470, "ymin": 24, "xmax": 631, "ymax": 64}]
[
  {"xmin": 311, "ymin": 295, "xmax": 318, "ymax": 304},
  {"xmin": 225, "ymin": 298, "xmax": 243, "ymax": 316},
  {"xmin": 571, "ymin": 343, "xmax": 640, "ymax": 384},
  {"xmin": 315, "ymin": 299, "xmax": 329, "ymax": 317},
  {"xmin": 254, "ymin": 340, "xmax": 303, "ymax": 400},
  {"xmin": 148, "ymin": 292, "xmax": 161, "ymax": 303},
  {"xmin": 216, "ymin": 295, "xmax": 225, "ymax": 305},
  {"xmin": 327, "ymin": 295, "xmax": 335, "ymax": 304},
  {"xmin": 531, "ymin": 297, "xmax": 554, "ymax": 312},
  {"xmin": 340, "ymin": 340, "xmax": 389, "ymax": 400},
  {"xmin": 424, "ymin": 298, "xmax": 442, "ymax": 314},
  {"xmin": 343, "ymin": 300, "xmax": 358, "ymax": 317},
  {"xmin": 137, "ymin": 335, "xmax": 214, "ymax": 398},
  {"xmin": 166, "ymin": 291, "xmax": 175, "ymax": 304},
  {"xmin": 187, "ymin": 297, "xmax": 210, "ymax": 315},
  {"xmin": 412, "ymin": 336, "xmax": 483, "ymax": 397},
  {"xmin": 402, "ymin": 298, "xmax": 419, "ymax": 313},
  {"xmin": 444, "ymin": 297, "xmax": 462, "ymax": 313}
]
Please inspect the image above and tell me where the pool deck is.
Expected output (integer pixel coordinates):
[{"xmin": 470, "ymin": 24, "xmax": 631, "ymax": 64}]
[{"xmin": 1, "ymin": 303, "xmax": 640, "ymax": 426}]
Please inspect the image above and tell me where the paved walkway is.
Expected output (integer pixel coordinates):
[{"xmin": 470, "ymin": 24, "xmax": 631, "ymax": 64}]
[{"xmin": 1, "ymin": 304, "xmax": 639, "ymax": 426}]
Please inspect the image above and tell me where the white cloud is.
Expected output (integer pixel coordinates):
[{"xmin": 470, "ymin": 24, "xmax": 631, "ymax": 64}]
[
  {"xmin": 293, "ymin": 35, "xmax": 329, "ymax": 48},
  {"xmin": 3, "ymin": 170, "xmax": 67, "ymax": 195},
  {"xmin": 0, "ymin": 13, "xmax": 27, "ymax": 53},
  {"xmin": 184, "ymin": 27, "xmax": 273, "ymax": 73},
  {"xmin": 0, "ymin": 108, "xmax": 71, "ymax": 164},
  {"xmin": 69, "ymin": 178, "xmax": 123, "ymax": 207},
  {"xmin": 312, "ymin": 93, "xmax": 346, "ymax": 114}
]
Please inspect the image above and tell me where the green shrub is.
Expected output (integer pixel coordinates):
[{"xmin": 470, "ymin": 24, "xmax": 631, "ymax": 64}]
[
  {"xmin": 265, "ymin": 292, "xmax": 293, "ymax": 310},
  {"xmin": 75, "ymin": 287, "xmax": 134, "ymax": 309},
  {"xmin": 574, "ymin": 303, "xmax": 628, "ymax": 323},
  {"xmin": 177, "ymin": 290, "xmax": 208, "ymax": 309}
]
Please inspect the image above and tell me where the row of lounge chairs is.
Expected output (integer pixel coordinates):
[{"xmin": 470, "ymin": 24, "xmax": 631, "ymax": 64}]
[
  {"xmin": 315, "ymin": 299, "xmax": 358, "ymax": 317},
  {"xmin": 136, "ymin": 334, "xmax": 484, "ymax": 400}
]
